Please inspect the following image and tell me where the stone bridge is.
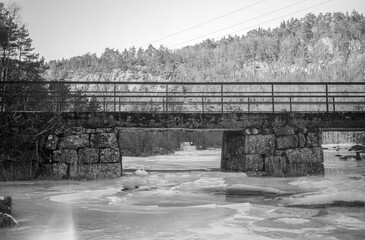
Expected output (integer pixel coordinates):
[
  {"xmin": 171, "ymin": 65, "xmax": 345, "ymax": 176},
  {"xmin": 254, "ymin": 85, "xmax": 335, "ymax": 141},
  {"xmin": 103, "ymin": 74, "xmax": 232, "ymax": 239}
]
[{"xmin": 4, "ymin": 111, "xmax": 364, "ymax": 179}]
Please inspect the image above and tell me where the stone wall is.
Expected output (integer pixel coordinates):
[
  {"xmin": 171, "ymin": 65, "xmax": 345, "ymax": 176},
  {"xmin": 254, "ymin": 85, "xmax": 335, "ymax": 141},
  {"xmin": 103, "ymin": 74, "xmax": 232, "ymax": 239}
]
[
  {"xmin": 221, "ymin": 125, "xmax": 324, "ymax": 176},
  {"xmin": 40, "ymin": 127, "xmax": 122, "ymax": 180}
]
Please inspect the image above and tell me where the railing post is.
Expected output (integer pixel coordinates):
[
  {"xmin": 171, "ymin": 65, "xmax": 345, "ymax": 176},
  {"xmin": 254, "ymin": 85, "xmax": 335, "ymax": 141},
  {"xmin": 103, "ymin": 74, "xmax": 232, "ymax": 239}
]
[
  {"xmin": 271, "ymin": 83, "xmax": 275, "ymax": 113},
  {"xmin": 165, "ymin": 84, "xmax": 168, "ymax": 113},
  {"xmin": 56, "ymin": 81, "xmax": 60, "ymax": 113},
  {"xmin": 289, "ymin": 97, "xmax": 292, "ymax": 112},
  {"xmin": 332, "ymin": 97, "xmax": 336, "ymax": 112},
  {"xmin": 221, "ymin": 83, "xmax": 224, "ymax": 114},
  {"xmin": 248, "ymin": 97, "xmax": 250, "ymax": 113},
  {"xmin": 162, "ymin": 97, "xmax": 165, "ymax": 113},
  {"xmin": 202, "ymin": 97, "xmax": 204, "ymax": 114},
  {"xmin": 114, "ymin": 83, "xmax": 116, "ymax": 112},
  {"xmin": 325, "ymin": 84, "xmax": 329, "ymax": 112}
]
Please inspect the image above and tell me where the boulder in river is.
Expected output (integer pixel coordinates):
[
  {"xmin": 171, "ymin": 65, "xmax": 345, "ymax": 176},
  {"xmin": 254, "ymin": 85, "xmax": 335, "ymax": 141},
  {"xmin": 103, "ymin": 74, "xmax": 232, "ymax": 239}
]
[
  {"xmin": 0, "ymin": 212, "xmax": 18, "ymax": 227},
  {"xmin": 0, "ymin": 196, "xmax": 18, "ymax": 228}
]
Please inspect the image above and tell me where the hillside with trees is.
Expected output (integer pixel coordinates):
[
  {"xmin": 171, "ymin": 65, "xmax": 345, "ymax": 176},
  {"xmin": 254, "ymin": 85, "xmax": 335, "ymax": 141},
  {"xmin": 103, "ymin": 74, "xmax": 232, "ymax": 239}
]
[{"xmin": 47, "ymin": 11, "xmax": 365, "ymax": 83}]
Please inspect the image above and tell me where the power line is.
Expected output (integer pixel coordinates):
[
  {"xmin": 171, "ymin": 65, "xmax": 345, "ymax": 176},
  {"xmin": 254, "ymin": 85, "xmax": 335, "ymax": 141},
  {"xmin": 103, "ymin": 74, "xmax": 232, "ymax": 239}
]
[
  {"xmin": 169, "ymin": 0, "xmax": 326, "ymax": 48},
  {"xmin": 141, "ymin": 0, "xmax": 267, "ymax": 47},
  {"xmin": 221, "ymin": 0, "xmax": 333, "ymax": 39},
  {"xmin": 169, "ymin": 0, "xmax": 307, "ymax": 48}
]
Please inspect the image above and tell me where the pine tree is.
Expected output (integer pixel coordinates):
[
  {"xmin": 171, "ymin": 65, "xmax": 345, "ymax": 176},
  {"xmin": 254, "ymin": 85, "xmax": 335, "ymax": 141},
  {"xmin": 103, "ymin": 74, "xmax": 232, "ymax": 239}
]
[{"xmin": 0, "ymin": 3, "xmax": 48, "ymax": 111}]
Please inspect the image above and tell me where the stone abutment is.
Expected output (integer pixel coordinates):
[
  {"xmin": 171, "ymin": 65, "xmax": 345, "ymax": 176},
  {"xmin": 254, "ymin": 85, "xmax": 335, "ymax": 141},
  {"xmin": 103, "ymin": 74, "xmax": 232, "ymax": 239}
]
[{"xmin": 40, "ymin": 127, "xmax": 122, "ymax": 179}]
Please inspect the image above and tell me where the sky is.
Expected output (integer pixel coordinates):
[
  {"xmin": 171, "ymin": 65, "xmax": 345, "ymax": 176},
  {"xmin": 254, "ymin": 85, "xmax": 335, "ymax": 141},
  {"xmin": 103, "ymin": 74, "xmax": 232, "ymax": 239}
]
[{"xmin": 10, "ymin": 0, "xmax": 365, "ymax": 61}]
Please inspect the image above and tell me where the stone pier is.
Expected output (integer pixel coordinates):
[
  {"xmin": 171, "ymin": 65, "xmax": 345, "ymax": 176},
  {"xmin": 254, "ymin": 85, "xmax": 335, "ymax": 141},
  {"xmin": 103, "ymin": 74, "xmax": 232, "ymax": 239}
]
[
  {"xmin": 40, "ymin": 127, "xmax": 122, "ymax": 180},
  {"xmin": 221, "ymin": 125, "xmax": 324, "ymax": 176}
]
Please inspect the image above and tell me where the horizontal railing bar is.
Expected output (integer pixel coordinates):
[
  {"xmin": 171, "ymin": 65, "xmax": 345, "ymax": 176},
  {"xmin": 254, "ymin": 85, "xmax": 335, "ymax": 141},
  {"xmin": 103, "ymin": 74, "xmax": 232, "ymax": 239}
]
[
  {"xmin": 9, "ymin": 94, "xmax": 359, "ymax": 98},
  {"xmin": 7, "ymin": 90, "xmax": 364, "ymax": 95},
  {"xmin": 2, "ymin": 80, "xmax": 365, "ymax": 86},
  {"xmin": 14, "ymin": 100, "xmax": 364, "ymax": 106},
  {"xmin": 3, "ymin": 92, "xmax": 364, "ymax": 99}
]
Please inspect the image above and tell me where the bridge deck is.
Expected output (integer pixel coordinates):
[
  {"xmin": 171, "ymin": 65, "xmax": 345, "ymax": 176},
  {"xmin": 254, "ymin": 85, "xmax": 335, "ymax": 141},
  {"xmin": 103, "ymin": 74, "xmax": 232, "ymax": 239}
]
[{"xmin": 3, "ymin": 111, "xmax": 365, "ymax": 130}]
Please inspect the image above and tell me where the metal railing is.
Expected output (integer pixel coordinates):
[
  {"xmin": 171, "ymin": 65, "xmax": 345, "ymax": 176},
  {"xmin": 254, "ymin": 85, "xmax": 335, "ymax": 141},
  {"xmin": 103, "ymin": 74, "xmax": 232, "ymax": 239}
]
[{"xmin": 1, "ymin": 80, "xmax": 365, "ymax": 113}]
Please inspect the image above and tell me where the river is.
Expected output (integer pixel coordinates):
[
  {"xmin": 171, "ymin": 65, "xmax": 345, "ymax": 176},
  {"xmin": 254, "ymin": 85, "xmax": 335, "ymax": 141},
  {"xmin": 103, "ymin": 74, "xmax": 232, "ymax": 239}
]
[{"xmin": 1, "ymin": 144, "xmax": 364, "ymax": 240}]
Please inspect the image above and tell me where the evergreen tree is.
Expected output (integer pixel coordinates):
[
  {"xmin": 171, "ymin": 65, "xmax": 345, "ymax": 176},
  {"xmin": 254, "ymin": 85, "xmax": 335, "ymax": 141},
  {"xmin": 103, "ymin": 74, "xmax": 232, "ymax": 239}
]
[{"xmin": 0, "ymin": 2, "xmax": 48, "ymax": 111}]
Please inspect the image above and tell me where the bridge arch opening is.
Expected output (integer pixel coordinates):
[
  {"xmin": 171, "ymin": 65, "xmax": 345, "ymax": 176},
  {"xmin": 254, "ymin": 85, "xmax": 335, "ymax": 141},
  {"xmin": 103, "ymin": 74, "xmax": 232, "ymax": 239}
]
[
  {"xmin": 121, "ymin": 128, "xmax": 365, "ymax": 177},
  {"xmin": 121, "ymin": 129, "xmax": 223, "ymax": 172}
]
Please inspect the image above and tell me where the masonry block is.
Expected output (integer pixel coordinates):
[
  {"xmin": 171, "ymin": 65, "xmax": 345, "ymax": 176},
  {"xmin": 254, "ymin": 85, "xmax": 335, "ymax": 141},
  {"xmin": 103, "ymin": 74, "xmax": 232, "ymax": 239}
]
[
  {"xmin": 285, "ymin": 147, "xmax": 323, "ymax": 164},
  {"xmin": 58, "ymin": 134, "xmax": 89, "ymax": 149},
  {"xmin": 221, "ymin": 155, "xmax": 245, "ymax": 171},
  {"xmin": 79, "ymin": 148, "xmax": 99, "ymax": 164},
  {"xmin": 76, "ymin": 163, "xmax": 121, "ymax": 179},
  {"xmin": 244, "ymin": 134, "xmax": 275, "ymax": 155},
  {"xmin": 53, "ymin": 162, "xmax": 69, "ymax": 179},
  {"xmin": 306, "ymin": 132, "xmax": 321, "ymax": 147},
  {"xmin": 245, "ymin": 154, "xmax": 264, "ymax": 171},
  {"xmin": 274, "ymin": 150, "xmax": 285, "ymax": 156},
  {"xmin": 276, "ymin": 135, "xmax": 299, "ymax": 149},
  {"xmin": 274, "ymin": 125, "xmax": 295, "ymax": 136},
  {"xmin": 99, "ymin": 163, "xmax": 122, "ymax": 179},
  {"xmin": 265, "ymin": 156, "xmax": 288, "ymax": 176},
  {"xmin": 53, "ymin": 149, "xmax": 78, "ymax": 164},
  {"xmin": 77, "ymin": 164, "xmax": 99, "ymax": 180},
  {"xmin": 100, "ymin": 148, "xmax": 121, "ymax": 163},
  {"xmin": 298, "ymin": 133, "xmax": 306, "ymax": 148},
  {"xmin": 90, "ymin": 133, "xmax": 118, "ymax": 148}
]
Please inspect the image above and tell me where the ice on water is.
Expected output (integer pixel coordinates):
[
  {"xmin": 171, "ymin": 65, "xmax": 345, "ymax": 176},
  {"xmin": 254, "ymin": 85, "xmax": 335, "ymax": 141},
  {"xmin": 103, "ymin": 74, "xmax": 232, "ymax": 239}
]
[{"xmin": 1, "ymin": 144, "xmax": 365, "ymax": 240}]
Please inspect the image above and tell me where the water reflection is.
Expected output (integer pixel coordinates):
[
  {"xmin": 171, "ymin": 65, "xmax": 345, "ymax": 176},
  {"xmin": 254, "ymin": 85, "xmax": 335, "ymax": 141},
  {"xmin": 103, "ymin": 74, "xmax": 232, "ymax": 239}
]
[{"xmin": 29, "ymin": 205, "xmax": 76, "ymax": 240}]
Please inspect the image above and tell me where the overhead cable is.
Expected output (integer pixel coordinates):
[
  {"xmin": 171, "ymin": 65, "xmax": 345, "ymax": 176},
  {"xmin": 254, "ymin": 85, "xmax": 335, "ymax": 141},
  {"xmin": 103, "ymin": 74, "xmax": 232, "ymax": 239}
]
[
  {"xmin": 169, "ymin": 0, "xmax": 325, "ymax": 48},
  {"xmin": 141, "ymin": 0, "xmax": 267, "ymax": 47}
]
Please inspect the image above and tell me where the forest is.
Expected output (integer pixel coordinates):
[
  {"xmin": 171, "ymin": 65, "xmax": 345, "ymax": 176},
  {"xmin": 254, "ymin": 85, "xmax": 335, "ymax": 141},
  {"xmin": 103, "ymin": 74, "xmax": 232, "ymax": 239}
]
[{"xmin": 47, "ymin": 11, "xmax": 365, "ymax": 83}]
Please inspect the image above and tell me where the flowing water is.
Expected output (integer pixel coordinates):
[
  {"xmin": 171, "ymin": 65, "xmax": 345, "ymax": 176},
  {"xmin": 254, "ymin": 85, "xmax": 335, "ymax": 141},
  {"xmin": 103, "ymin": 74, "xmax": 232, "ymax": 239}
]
[{"xmin": 1, "ymin": 144, "xmax": 365, "ymax": 240}]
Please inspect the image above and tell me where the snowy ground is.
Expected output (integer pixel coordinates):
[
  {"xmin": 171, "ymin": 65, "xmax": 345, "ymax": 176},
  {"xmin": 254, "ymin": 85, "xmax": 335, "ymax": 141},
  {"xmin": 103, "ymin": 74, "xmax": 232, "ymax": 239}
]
[{"xmin": 1, "ymin": 144, "xmax": 365, "ymax": 240}]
